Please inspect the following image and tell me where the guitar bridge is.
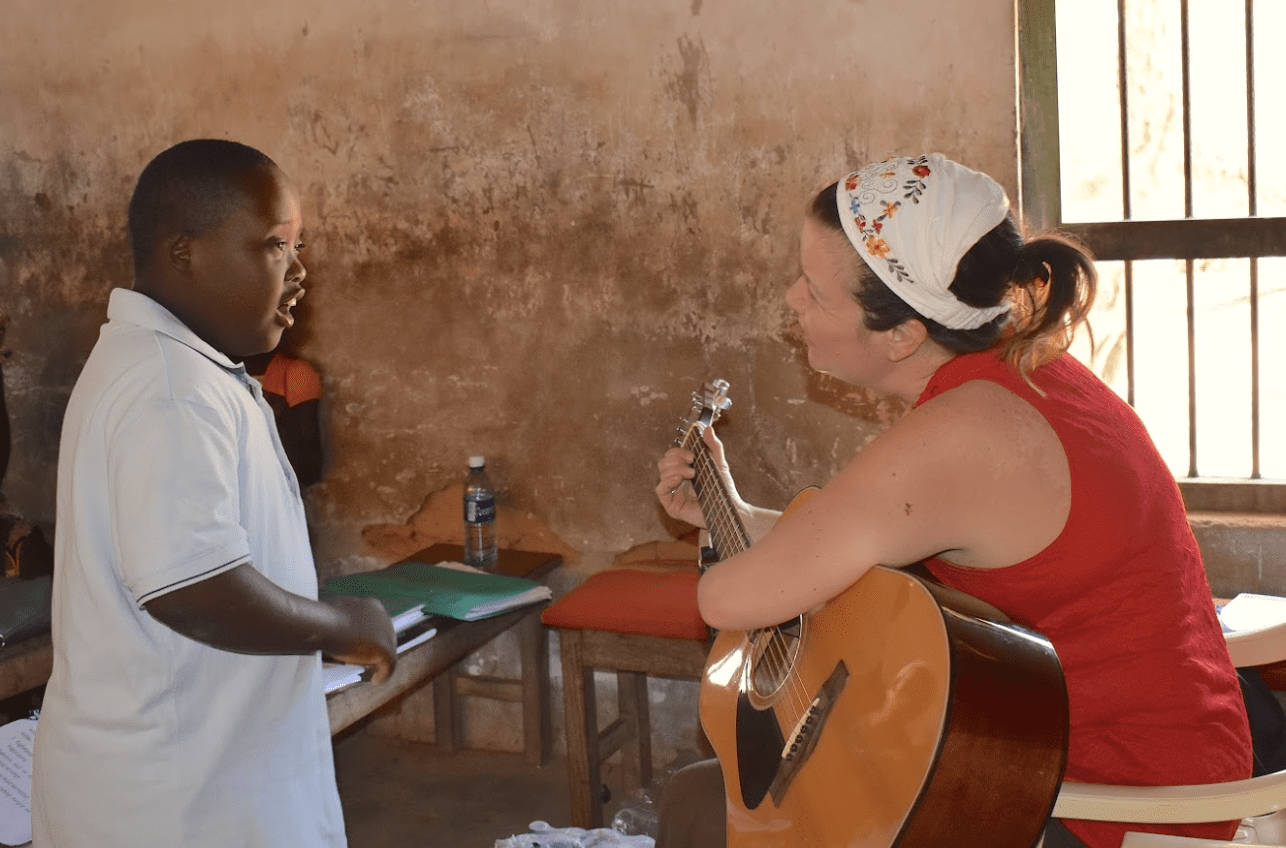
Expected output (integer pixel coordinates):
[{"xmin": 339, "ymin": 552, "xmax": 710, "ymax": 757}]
[{"xmin": 766, "ymin": 661, "xmax": 848, "ymax": 806}]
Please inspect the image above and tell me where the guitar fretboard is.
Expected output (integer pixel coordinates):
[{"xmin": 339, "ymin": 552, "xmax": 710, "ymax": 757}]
[{"xmin": 681, "ymin": 425, "xmax": 752, "ymax": 561}]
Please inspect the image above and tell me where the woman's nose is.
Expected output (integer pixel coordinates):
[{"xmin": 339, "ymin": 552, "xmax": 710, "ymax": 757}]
[{"xmin": 785, "ymin": 276, "xmax": 805, "ymax": 312}]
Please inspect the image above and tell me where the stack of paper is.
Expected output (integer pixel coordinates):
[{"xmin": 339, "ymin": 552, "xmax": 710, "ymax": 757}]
[
  {"xmin": 391, "ymin": 604, "xmax": 430, "ymax": 635},
  {"xmin": 0, "ymin": 717, "xmax": 36, "ymax": 846},
  {"xmin": 1219, "ymin": 592, "xmax": 1286, "ymax": 632},
  {"xmin": 322, "ymin": 662, "xmax": 365, "ymax": 695},
  {"xmin": 322, "ymin": 605, "xmax": 439, "ymax": 694},
  {"xmin": 321, "ymin": 561, "xmax": 552, "ymax": 622}
]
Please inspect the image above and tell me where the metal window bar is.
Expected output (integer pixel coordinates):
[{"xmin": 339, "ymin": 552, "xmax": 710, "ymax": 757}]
[
  {"xmin": 1113, "ymin": 0, "xmax": 1264, "ymax": 479},
  {"xmin": 1179, "ymin": 0, "xmax": 1199, "ymax": 478},
  {"xmin": 1023, "ymin": 0, "xmax": 1286, "ymax": 503},
  {"xmin": 1116, "ymin": 0, "xmax": 1136, "ymax": 409},
  {"xmin": 1246, "ymin": 0, "xmax": 1261, "ymax": 479}
]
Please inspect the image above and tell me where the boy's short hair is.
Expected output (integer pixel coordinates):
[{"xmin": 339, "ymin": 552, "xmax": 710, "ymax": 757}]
[{"xmin": 127, "ymin": 139, "xmax": 277, "ymax": 274}]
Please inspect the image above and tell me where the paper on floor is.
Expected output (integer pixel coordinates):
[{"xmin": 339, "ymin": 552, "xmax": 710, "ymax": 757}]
[{"xmin": 494, "ymin": 820, "xmax": 653, "ymax": 848}]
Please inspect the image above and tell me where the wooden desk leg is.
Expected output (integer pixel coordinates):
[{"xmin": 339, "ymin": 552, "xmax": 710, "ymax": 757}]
[
  {"xmin": 559, "ymin": 629, "xmax": 602, "ymax": 829},
  {"xmin": 433, "ymin": 667, "xmax": 462, "ymax": 754},
  {"xmin": 519, "ymin": 611, "xmax": 551, "ymax": 767},
  {"xmin": 617, "ymin": 669, "xmax": 651, "ymax": 793}
]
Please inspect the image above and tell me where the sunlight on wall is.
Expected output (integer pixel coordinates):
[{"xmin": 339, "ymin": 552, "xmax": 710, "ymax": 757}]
[{"xmin": 1056, "ymin": 0, "xmax": 1286, "ymax": 479}]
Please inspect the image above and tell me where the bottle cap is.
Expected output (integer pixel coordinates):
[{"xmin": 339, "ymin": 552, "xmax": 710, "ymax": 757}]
[{"xmin": 468, "ymin": 455, "xmax": 486, "ymax": 468}]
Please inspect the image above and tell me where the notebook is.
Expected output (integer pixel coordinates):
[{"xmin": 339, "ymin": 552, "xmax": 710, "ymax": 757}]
[
  {"xmin": 320, "ymin": 561, "xmax": 552, "ymax": 622},
  {"xmin": 1219, "ymin": 592, "xmax": 1286, "ymax": 632},
  {"xmin": 322, "ymin": 605, "xmax": 439, "ymax": 694}
]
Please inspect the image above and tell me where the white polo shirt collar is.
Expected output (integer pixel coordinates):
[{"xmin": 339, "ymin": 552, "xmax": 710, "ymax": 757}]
[{"xmin": 106, "ymin": 287, "xmax": 249, "ymax": 380}]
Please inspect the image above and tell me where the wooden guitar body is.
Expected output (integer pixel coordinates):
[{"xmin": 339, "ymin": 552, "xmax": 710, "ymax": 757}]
[
  {"xmin": 674, "ymin": 379, "xmax": 1069, "ymax": 848},
  {"xmin": 700, "ymin": 560, "xmax": 1069, "ymax": 848}
]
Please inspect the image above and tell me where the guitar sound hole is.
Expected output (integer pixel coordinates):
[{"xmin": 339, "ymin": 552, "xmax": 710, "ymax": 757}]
[{"xmin": 748, "ymin": 618, "xmax": 803, "ymax": 699}]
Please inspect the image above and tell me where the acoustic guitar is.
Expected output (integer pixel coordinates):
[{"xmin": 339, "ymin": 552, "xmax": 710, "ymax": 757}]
[{"xmin": 677, "ymin": 379, "xmax": 1069, "ymax": 848}]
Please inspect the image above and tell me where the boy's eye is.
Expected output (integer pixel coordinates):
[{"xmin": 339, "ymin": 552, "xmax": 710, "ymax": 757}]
[{"xmin": 295, "ymin": 242, "xmax": 306, "ymax": 252}]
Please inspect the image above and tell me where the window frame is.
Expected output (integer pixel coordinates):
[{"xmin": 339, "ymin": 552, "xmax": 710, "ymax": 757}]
[{"xmin": 1017, "ymin": 0, "xmax": 1286, "ymax": 514}]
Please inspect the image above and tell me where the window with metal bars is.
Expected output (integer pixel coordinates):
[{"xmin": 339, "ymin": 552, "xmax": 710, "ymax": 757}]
[{"xmin": 1019, "ymin": 0, "xmax": 1286, "ymax": 512}]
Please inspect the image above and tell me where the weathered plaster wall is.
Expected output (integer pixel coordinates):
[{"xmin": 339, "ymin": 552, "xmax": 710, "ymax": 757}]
[{"xmin": 1, "ymin": 0, "xmax": 1019, "ymax": 576}]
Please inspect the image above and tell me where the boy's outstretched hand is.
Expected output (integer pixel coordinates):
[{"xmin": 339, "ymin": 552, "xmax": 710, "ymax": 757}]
[
  {"xmin": 322, "ymin": 595, "xmax": 397, "ymax": 684},
  {"xmin": 144, "ymin": 562, "xmax": 398, "ymax": 683}
]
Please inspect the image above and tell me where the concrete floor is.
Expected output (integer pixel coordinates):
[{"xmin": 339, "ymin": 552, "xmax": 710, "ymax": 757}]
[{"xmin": 333, "ymin": 728, "xmax": 578, "ymax": 848}]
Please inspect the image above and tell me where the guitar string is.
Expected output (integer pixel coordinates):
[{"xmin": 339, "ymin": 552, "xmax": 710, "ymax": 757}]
[
  {"xmin": 691, "ymin": 443, "xmax": 749, "ymax": 555},
  {"xmin": 686, "ymin": 425, "xmax": 812, "ymax": 722},
  {"xmin": 685, "ymin": 427, "xmax": 814, "ymax": 723},
  {"xmin": 754, "ymin": 619, "xmax": 811, "ymax": 719},
  {"xmin": 683, "ymin": 426, "xmax": 751, "ymax": 558},
  {"xmin": 775, "ymin": 627, "xmax": 813, "ymax": 725},
  {"xmin": 748, "ymin": 629, "xmax": 816, "ymax": 749}
]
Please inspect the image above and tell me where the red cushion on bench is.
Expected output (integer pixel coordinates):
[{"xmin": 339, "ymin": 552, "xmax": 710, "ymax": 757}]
[{"xmin": 541, "ymin": 567, "xmax": 708, "ymax": 641}]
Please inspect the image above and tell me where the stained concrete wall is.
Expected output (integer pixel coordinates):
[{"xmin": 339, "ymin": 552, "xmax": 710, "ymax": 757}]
[
  {"xmin": 7, "ymin": 0, "xmax": 1282, "ymax": 774},
  {"xmin": 1, "ymin": 1, "xmax": 1022, "ymax": 760},
  {"xmin": 2, "ymin": 0, "xmax": 1019, "ymax": 573}
]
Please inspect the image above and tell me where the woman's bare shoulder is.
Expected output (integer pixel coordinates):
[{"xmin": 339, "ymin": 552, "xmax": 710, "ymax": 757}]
[{"xmin": 839, "ymin": 377, "xmax": 1069, "ymax": 568}]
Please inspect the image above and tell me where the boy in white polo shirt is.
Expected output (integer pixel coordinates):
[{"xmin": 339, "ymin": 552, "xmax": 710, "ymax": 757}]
[{"xmin": 31, "ymin": 139, "xmax": 397, "ymax": 848}]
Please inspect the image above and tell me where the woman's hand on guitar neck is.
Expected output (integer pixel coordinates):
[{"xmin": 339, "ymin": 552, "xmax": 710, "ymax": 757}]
[
  {"xmin": 657, "ymin": 426, "xmax": 783, "ymax": 543},
  {"xmin": 656, "ymin": 425, "xmax": 731, "ymax": 527},
  {"xmin": 657, "ymin": 444, "xmax": 708, "ymax": 528}
]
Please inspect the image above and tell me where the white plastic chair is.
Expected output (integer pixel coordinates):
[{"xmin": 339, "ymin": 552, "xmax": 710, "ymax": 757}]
[{"xmin": 1052, "ymin": 619, "xmax": 1286, "ymax": 848}]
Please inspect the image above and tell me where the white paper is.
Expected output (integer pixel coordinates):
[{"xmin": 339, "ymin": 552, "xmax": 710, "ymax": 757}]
[
  {"xmin": 1219, "ymin": 592, "xmax": 1286, "ymax": 632},
  {"xmin": 322, "ymin": 663, "xmax": 365, "ymax": 694},
  {"xmin": 395, "ymin": 626, "xmax": 438, "ymax": 654},
  {"xmin": 464, "ymin": 586, "xmax": 553, "ymax": 620},
  {"xmin": 392, "ymin": 604, "xmax": 427, "ymax": 631},
  {"xmin": 0, "ymin": 718, "xmax": 36, "ymax": 847},
  {"xmin": 322, "ymin": 625, "xmax": 438, "ymax": 694}
]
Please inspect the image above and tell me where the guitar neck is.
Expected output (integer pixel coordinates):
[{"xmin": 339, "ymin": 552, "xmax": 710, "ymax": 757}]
[{"xmin": 681, "ymin": 426, "xmax": 752, "ymax": 562}]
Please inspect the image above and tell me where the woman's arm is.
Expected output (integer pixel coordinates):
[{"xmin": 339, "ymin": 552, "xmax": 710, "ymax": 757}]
[
  {"xmin": 145, "ymin": 562, "xmax": 397, "ymax": 683},
  {"xmin": 696, "ymin": 381, "xmax": 1070, "ymax": 632}
]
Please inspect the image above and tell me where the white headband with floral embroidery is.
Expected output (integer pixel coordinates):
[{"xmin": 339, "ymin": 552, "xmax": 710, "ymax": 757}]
[{"xmin": 835, "ymin": 153, "xmax": 1012, "ymax": 331}]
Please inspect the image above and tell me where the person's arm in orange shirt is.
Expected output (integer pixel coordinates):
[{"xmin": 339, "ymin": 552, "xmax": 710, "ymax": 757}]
[{"xmin": 257, "ymin": 353, "xmax": 324, "ymax": 487}]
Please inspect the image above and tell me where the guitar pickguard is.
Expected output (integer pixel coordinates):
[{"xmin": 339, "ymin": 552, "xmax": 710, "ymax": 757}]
[
  {"xmin": 734, "ymin": 679, "xmax": 786, "ymax": 809},
  {"xmin": 733, "ymin": 622, "xmax": 850, "ymax": 810}
]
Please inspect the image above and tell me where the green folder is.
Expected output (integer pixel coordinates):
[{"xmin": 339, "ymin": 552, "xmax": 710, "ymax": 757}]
[{"xmin": 320, "ymin": 561, "xmax": 552, "ymax": 621}]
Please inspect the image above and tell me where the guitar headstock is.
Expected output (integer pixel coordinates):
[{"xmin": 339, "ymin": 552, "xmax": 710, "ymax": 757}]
[{"xmin": 675, "ymin": 378, "xmax": 732, "ymax": 447}]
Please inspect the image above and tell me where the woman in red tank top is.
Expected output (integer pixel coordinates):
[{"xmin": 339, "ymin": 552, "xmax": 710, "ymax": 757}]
[{"xmin": 653, "ymin": 154, "xmax": 1252, "ymax": 848}]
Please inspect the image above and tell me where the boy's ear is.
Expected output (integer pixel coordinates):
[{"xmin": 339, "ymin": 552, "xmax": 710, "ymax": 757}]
[
  {"xmin": 167, "ymin": 234, "xmax": 192, "ymax": 274},
  {"xmin": 887, "ymin": 319, "xmax": 928, "ymax": 362}
]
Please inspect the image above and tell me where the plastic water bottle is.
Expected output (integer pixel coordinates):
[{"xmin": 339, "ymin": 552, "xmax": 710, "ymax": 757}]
[
  {"xmin": 463, "ymin": 455, "xmax": 498, "ymax": 568},
  {"xmin": 610, "ymin": 795, "xmax": 660, "ymax": 837}
]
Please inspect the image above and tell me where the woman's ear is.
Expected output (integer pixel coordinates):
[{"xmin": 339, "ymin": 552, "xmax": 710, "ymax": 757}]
[{"xmin": 887, "ymin": 319, "xmax": 928, "ymax": 362}]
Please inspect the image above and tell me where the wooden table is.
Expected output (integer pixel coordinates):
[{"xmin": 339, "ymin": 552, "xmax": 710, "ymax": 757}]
[
  {"xmin": 326, "ymin": 544, "xmax": 561, "ymax": 765},
  {"xmin": 0, "ymin": 545, "xmax": 561, "ymax": 764}
]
